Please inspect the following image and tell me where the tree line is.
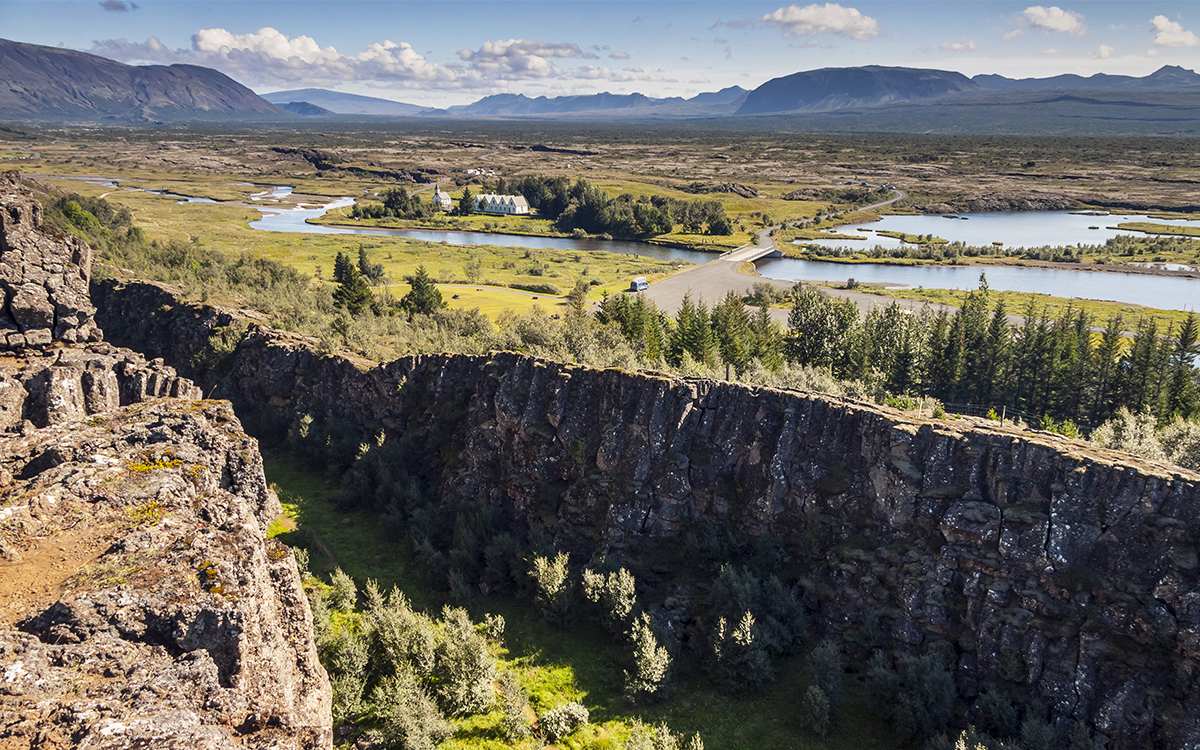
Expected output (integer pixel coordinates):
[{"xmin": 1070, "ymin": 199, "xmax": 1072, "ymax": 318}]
[{"xmin": 509, "ymin": 176, "xmax": 733, "ymax": 237}]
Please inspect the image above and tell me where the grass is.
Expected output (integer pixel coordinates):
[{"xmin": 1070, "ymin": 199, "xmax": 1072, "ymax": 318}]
[
  {"xmin": 36, "ymin": 175, "xmax": 683, "ymax": 309},
  {"xmin": 263, "ymin": 451, "xmax": 900, "ymax": 750},
  {"xmin": 874, "ymin": 230, "xmax": 948, "ymax": 245},
  {"xmin": 878, "ymin": 286, "xmax": 1196, "ymax": 330},
  {"xmin": 1115, "ymin": 221, "xmax": 1200, "ymax": 238}
]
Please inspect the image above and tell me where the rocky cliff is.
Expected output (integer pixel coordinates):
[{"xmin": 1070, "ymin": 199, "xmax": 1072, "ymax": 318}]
[
  {"xmin": 94, "ymin": 277, "xmax": 1200, "ymax": 749},
  {"xmin": 0, "ymin": 177, "xmax": 331, "ymax": 749}
]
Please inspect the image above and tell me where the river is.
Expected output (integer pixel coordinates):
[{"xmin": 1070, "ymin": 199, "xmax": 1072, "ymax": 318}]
[{"xmin": 248, "ymin": 196, "xmax": 1199, "ymax": 312}]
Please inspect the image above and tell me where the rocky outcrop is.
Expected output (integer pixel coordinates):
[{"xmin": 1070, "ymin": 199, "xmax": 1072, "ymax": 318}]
[
  {"xmin": 94, "ymin": 278, "xmax": 1200, "ymax": 749},
  {"xmin": 0, "ymin": 179, "xmax": 331, "ymax": 749},
  {"xmin": 1, "ymin": 171, "xmax": 101, "ymax": 348},
  {"xmin": 0, "ymin": 400, "xmax": 331, "ymax": 749},
  {"xmin": 915, "ymin": 191, "xmax": 1074, "ymax": 214}
]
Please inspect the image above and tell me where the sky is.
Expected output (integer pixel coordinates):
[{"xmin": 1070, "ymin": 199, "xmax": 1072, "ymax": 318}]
[{"xmin": 2, "ymin": 0, "xmax": 1199, "ymax": 107}]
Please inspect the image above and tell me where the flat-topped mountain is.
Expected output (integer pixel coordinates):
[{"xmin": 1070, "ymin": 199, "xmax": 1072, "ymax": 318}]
[
  {"xmin": 0, "ymin": 38, "xmax": 287, "ymax": 122},
  {"xmin": 261, "ymin": 88, "xmax": 426, "ymax": 116},
  {"xmin": 737, "ymin": 65, "xmax": 979, "ymax": 114}
]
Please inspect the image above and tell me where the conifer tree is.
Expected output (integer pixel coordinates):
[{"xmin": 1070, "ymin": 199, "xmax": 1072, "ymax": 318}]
[
  {"xmin": 400, "ymin": 266, "xmax": 446, "ymax": 316},
  {"xmin": 332, "ymin": 261, "xmax": 373, "ymax": 315}
]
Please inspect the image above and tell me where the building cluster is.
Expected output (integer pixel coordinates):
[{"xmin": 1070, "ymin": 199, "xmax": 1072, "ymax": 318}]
[
  {"xmin": 473, "ymin": 193, "xmax": 530, "ymax": 215},
  {"xmin": 428, "ymin": 186, "xmax": 530, "ymax": 215}
]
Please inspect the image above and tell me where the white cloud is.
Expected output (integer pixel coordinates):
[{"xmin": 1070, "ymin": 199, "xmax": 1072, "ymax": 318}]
[
  {"xmin": 93, "ymin": 28, "xmax": 462, "ymax": 87},
  {"xmin": 1150, "ymin": 15, "xmax": 1199, "ymax": 47},
  {"xmin": 1089, "ymin": 44, "xmax": 1114, "ymax": 59},
  {"xmin": 1040, "ymin": 48, "xmax": 1065, "ymax": 55},
  {"xmin": 91, "ymin": 29, "xmax": 670, "ymax": 92},
  {"xmin": 940, "ymin": 38, "xmax": 978, "ymax": 53},
  {"xmin": 609, "ymin": 51, "xmax": 631, "ymax": 59},
  {"xmin": 1002, "ymin": 29, "xmax": 1023, "ymax": 41},
  {"xmin": 1023, "ymin": 6, "xmax": 1087, "ymax": 36},
  {"xmin": 760, "ymin": 3, "xmax": 881, "ymax": 40}
]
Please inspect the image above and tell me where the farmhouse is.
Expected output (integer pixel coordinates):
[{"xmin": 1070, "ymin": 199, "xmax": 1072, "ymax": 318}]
[
  {"xmin": 473, "ymin": 193, "xmax": 530, "ymax": 215},
  {"xmin": 430, "ymin": 186, "xmax": 453, "ymax": 211}
]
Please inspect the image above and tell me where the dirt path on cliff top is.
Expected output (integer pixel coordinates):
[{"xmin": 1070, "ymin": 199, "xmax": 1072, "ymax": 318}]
[{"xmin": 0, "ymin": 525, "xmax": 115, "ymax": 628}]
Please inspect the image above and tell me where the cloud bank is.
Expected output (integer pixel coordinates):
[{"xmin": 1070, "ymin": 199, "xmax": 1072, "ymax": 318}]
[{"xmin": 91, "ymin": 27, "xmax": 662, "ymax": 91}]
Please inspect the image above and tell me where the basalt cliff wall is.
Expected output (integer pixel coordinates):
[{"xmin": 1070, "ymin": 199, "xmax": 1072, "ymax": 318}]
[
  {"xmin": 0, "ymin": 176, "xmax": 331, "ymax": 749},
  {"xmin": 94, "ymin": 278, "xmax": 1200, "ymax": 749}
]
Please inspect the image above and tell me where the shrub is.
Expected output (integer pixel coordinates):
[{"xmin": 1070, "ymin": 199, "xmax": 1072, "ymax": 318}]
[
  {"xmin": 805, "ymin": 640, "xmax": 845, "ymax": 712},
  {"xmin": 321, "ymin": 629, "xmax": 370, "ymax": 725},
  {"xmin": 368, "ymin": 666, "xmax": 453, "ymax": 750},
  {"xmin": 432, "ymin": 606, "xmax": 495, "ymax": 716},
  {"xmin": 328, "ymin": 567, "xmax": 358, "ymax": 612},
  {"xmin": 529, "ymin": 551, "xmax": 573, "ymax": 622},
  {"xmin": 497, "ymin": 673, "xmax": 533, "ymax": 741},
  {"xmin": 363, "ymin": 581, "xmax": 437, "ymax": 679},
  {"xmin": 540, "ymin": 701, "xmax": 589, "ymax": 742},
  {"xmin": 582, "ymin": 566, "xmax": 638, "ymax": 632},
  {"xmin": 867, "ymin": 652, "xmax": 954, "ymax": 743},
  {"xmin": 801, "ymin": 685, "xmax": 831, "ymax": 736},
  {"xmin": 625, "ymin": 720, "xmax": 704, "ymax": 750},
  {"xmin": 973, "ymin": 686, "xmax": 1018, "ymax": 739},
  {"xmin": 625, "ymin": 612, "xmax": 672, "ymax": 702},
  {"xmin": 710, "ymin": 611, "xmax": 774, "ymax": 691},
  {"xmin": 1020, "ymin": 715, "xmax": 1056, "ymax": 750}
]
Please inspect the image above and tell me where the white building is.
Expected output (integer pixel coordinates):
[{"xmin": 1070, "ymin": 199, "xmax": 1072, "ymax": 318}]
[
  {"xmin": 473, "ymin": 193, "xmax": 530, "ymax": 215},
  {"xmin": 430, "ymin": 186, "xmax": 453, "ymax": 211}
]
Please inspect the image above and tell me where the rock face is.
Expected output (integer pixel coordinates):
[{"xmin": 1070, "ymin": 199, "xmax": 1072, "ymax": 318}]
[
  {"xmin": 1, "ymin": 171, "xmax": 101, "ymax": 348},
  {"xmin": 95, "ymin": 278, "xmax": 1200, "ymax": 749},
  {"xmin": 0, "ymin": 400, "xmax": 331, "ymax": 749},
  {"xmin": 0, "ymin": 181, "xmax": 331, "ymax": 749}
]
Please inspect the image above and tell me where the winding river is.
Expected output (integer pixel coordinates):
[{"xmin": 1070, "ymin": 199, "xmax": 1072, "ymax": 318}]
[{"xmin": 247, "ymin": 196, "xmax": 1200, "ymax": 312}]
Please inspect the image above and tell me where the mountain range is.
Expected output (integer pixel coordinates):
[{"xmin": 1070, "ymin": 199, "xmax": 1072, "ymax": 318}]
[
  {"xmin": 2, "ymin": 37, "xmax": 1199, "ymax": 134},
  {"xmin": 0, "ymin": 38, "xmax": 285, "ymax": 122}
]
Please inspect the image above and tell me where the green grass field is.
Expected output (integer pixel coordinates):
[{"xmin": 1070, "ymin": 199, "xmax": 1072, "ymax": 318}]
[{"xmin": 264, "ymin": 453, "xmax": 899, "ymax": 750}]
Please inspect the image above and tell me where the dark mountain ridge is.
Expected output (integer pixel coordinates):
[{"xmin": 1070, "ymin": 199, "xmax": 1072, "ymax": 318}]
[
  {"xmin": 737, "ymin": 65, "xmax": 979, "ymax": 114},
  {"xmin": 0, "ymin": 38, "xmax": 288, "ymax": 122}
]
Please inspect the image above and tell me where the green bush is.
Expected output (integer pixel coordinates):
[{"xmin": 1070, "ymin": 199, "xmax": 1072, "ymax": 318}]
[
  {"xmin": 710, "ymin": 611, "xmax": 774, "ymax": 691},
  {"xmin": 328, "ymin": 567, "xmax": 358, "ymax": 612},
  {"xmin": 368, "ymin": 666, "xmax": 453, "ymax": 750},
  {"xmin": 582, "ymin": 566, "xmax": 638, "ymax": 632},
  {"xmin": 801, "ymin": 685, "xmax": 831, "ymax": 736},
  {"xmin": 626, "ymin": 720, "xmax": 704, "ymax": 750},
  {"xmin": 866, "ymin": 652, "xmax": 955, "ymax": 743},
  {"xmin": 432, "ymin": 606, "xmax": 495, "ymax": 716},
  {"xmin": 805, "ymin": 640, "xmax": 845, "ymax": 713},
  {"xmin": 530, "ymin": 551, "xmax": 573, "ymax": 622},
  {"xmin": 539, "ymin": 701, "xmax": 589, "ymax": 743},
  {"xmin": 625, "ymin": 612, "xmax": 673, "ymax": 703}
]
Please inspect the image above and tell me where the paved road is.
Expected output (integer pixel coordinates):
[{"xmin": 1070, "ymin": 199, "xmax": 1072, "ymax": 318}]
[{"xmin": 645, "ymin": 188, "xmax": 932, "ymax": 322}]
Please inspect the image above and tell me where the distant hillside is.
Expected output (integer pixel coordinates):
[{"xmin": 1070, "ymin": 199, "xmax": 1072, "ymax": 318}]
[
  {"xmin": 737, "ymin": 65, "xmax": 978, "ymax": 114},
  {"xmin": 0, "ymin": 38, "xmax": 287, "ymax": 122},
  {"xmin": 278, "ymin": 101, "xmax": 334, "ymax": 116},
  {"xmin": 261, "ymin": 88, "xmax": 426, "ymax": 116},
  {"xmin": 687, "ymin": 86, "xmax": 747, "ymax": 104},
  {"xmin": 974, "ymin": 65, "xmax": 1200, "ymax": 91}
]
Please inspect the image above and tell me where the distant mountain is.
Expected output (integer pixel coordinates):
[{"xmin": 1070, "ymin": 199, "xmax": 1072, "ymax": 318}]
[
  {"xmin": 261, "ymin": 88, "xmax": 426, "ymax": 116},
  {"xmin": 0, "ymin": 38, "xmax": 287, "ymax": 122},
  {"xmin": 278, "ymin": 101, "xmax": 334, "ymax": 116},
  {"xmin": 737, "ymin": 66, "xmax": 979, "ymax": 114},
  {"xmin": 447, "ymin": 92, "xmax": 668, "ymax": 116},
  {"xmin": 974, "ymin": 65, "xmax": 1200, "ymax": 91},
  {"xmin": 687, "ymin": 86, "xmax": 747, "ymax": 104}
]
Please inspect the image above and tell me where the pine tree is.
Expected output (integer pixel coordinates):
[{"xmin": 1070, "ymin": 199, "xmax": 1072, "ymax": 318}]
[
  {"xmin": 458, "ymin": 186, "xmax": 474, "ymax": 216},
  {"xmin": 333, "ymin": 251, "xmax": 353, "ymax": 284},
  {"xmin": 400, "ymin": 266, "xmax": 446, "ymax": 316},
  {"xmin": 332, "ymin": 261, "xmax": 374, "ymax": 315},
  {"xmin": 1166, "ymin": 311, "xmax": 1200, "ymax": 420}
]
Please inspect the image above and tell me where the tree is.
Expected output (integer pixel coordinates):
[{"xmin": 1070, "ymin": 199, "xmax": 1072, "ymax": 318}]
[
  {"xmin": 358, "ymin": 246, "xmax": 385, "ymax": 285},
  {"xmin": 333, "ymin": 251, "xmax": 353, "ymax": 284},
  {"xmin": 458, "ymin": 186, "xmax": 474, "ymax": 216},
  {"xmin": 333, "ymin": 261, "xmax": 374, "ymax": 315},
  {"xmin": 625, "ymin": 613, "xmax": 672, "ymax": 702},
  {"xmin": 400, "ymin": 266, "xmax": 446, "ymax": 316}
]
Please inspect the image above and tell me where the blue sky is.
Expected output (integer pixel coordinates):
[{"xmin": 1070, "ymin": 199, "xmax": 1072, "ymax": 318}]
[{"xmin": 2, "ymin": 1, "xmax": 1198, "ymax": 106}]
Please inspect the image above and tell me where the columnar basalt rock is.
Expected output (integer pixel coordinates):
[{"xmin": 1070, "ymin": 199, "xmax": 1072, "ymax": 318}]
[
  {"xmin": 0, "ymin": 171, "xmax": 100, "ymax": 348},
  {"xmin": 93, "ymin": 278, "xmax": 1200, "ymax": 749}
]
